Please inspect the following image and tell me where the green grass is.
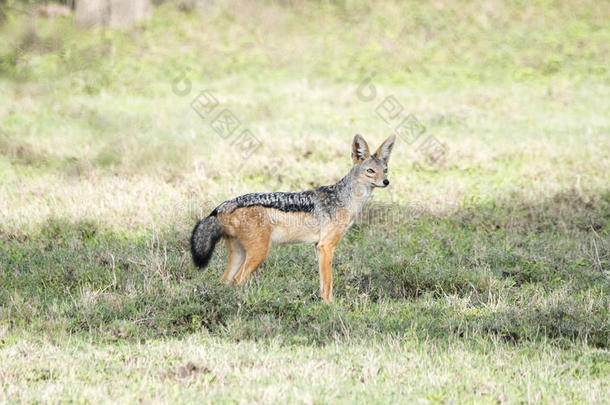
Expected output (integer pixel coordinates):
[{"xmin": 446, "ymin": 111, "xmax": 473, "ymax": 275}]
[{"xmin": 1, "ymin": 0, "xmax": 609, "ymax": 402}]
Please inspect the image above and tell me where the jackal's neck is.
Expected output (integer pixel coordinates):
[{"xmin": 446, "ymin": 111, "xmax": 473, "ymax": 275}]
[{"xmin": 335, "ymin": 166, "xmax": 373, "ymax": 212}]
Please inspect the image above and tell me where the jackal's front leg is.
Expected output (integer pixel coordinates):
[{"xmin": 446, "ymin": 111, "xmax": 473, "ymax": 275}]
[
  {"xmin": 316, "ymin": 214, "xmax": 350, "ymax": 302},
  {"xmin": 316, "ymin": 242, "xmax": 335, "ymax": 302}
]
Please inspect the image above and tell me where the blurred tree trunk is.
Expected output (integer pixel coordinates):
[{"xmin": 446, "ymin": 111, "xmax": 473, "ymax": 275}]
[
  {"xmin": 75, "ymin": 0, "xmax": 151, "ymax": 28},
  {"xmin": 0, "ymin": 0, "xmax": 6, "ymax": 23}
]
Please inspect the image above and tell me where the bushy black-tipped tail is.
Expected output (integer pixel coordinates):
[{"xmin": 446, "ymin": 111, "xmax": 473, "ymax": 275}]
[{"xmin": 190, "ymin": 212, "xmax": 224, "ymax": 268}]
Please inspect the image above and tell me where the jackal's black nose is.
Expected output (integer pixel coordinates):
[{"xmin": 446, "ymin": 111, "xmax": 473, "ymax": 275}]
[{"xmin": 383, "ymin": 179, "xmax": 389, "ymax": 186}]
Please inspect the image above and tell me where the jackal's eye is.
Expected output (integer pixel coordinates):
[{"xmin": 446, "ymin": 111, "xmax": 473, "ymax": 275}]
[
  {"xmin": 366, "ymin": 168, "xmax": 375, "ymax": 174},
  {"xmin": 383, "ymin": 168, "xmax": 388, "ymax": 174}
]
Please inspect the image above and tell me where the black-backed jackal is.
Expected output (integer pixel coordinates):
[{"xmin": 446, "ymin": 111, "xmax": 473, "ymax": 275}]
[{"xmin": 191, "ymin": 135, "xmax": 395, "ymax": 302}]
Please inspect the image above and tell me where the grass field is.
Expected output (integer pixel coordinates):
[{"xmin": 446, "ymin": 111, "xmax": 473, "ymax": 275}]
[{"xmin": 1, "ymin": 0, "xmax": 609, "ymax": 402}]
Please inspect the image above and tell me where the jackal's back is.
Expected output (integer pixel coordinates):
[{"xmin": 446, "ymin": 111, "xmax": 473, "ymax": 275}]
[{"xmin": 217, "ymin": 191, "xmax": 316, "ymax": 214}]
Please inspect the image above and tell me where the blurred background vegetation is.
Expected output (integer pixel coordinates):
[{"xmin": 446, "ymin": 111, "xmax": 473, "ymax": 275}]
[{"xmin": 0, "ymin": 0, "xmax": 609, "ymax": 402}]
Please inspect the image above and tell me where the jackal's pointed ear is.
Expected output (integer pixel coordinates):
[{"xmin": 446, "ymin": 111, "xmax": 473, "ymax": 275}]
[
  {"xmin": 351, "ymin": 134, "xmax": 370, "ymax": 165},
  {"xmin": 374, "ymin": 135, "xmax": 396, "ymax": 164}
]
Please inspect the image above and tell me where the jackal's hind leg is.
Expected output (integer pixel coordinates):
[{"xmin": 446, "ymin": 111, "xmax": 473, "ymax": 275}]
[
  {"xmin": 221, "ymin": 237, "xmax": 246, "ymax": 284},
  {"xmin": 233, "ymin": 232, "xmax": 271, "ymax": 285}
]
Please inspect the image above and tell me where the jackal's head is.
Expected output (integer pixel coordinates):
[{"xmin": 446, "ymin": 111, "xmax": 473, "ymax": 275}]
[{"xmin": 351, "ymin": 134, "xmax": 396, "ymax": 188}]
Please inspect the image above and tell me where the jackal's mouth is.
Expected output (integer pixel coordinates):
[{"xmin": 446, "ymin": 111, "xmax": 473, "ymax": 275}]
[{"xmin": 373, "ymin": 178, "xmax": 390, "ymax": 188}]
